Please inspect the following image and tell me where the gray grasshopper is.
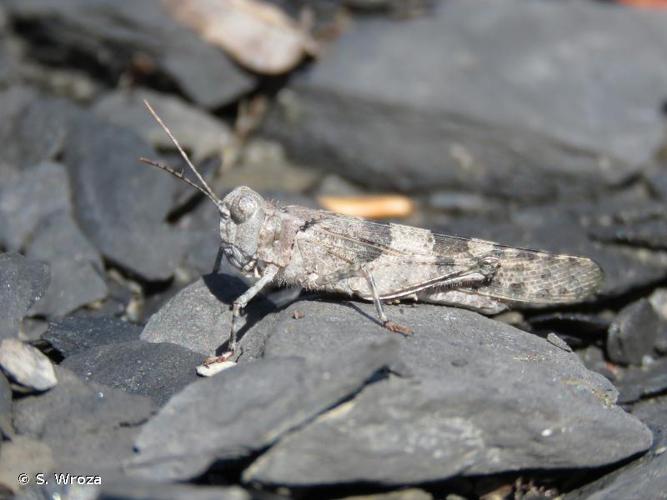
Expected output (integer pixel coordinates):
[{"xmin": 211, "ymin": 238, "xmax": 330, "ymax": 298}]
[{"xmin": 141, "ymin": 100, "xmax": 604, "ymax": 360}]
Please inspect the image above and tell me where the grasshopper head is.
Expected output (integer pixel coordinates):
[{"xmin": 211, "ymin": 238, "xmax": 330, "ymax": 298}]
[{"xmin": 219, "ymin": 186, "xmax": 266, "ymax": 271}]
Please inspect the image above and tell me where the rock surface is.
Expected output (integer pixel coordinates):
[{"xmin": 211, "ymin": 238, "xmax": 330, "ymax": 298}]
[
  {"xmin": 607, "ymin": 299, "xmax": 660, "ymax": 366},
  {"xmin": 264, "ymin": 0, "xmax": 667, "ymax": 197},
  {"xmin": 130, "ymin": 338, "xmax": 399, "ymax": 480},
  {"xmin": 0, "ymin": 162, "xmax": 71, "ymax": 251},
  {"xmin": 43, "ymin": 315, "xmax": 142, "ymax": 357},
  {"xmin": 0, "ymin": 338, "xmax": 56, "ymax": 392},
  {"xmin": 141, "ymin": 273, "xmax": 275, "ymax": 356},
  {"xmin": 13, "ymin": 366, "xmax": 155, "ymax": 471},
  {"xmin": 0, "ymin": 372, "xmax": 12, "ymax": 437},
  {"xmin": 61, "ymin": 340, "xmax": 202, "ymax": 406},
  {"xmin": 4, "ymin": 0, "xmax": 255, "ymax": 108},
  {"xmin": 0, "ymin": 253, "xmax": 50, "ymax": 340},
  {"xmin": 244, "ymin": 299, "xmax": 654, "ymax": 486}
]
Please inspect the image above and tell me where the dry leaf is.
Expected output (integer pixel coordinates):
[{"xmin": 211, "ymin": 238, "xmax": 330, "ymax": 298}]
[
  {"xmin": 164, "ymin": 0, "xmax": 318, "ymax": 75},
  {"xmin": 318, "ymin": 195, "xmax": 415, "ymax": 219}
]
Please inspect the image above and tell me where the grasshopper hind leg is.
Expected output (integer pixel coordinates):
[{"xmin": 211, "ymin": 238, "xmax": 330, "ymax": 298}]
[{"xmin": 362, "ymin": 270, "xmax": 414, "ymax": 336}]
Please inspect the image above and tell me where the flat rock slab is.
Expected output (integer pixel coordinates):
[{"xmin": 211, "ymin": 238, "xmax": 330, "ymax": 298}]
[
  {"xmin": 0, "ymin": 339, "xmax": 57, "ymax": 392},
  {"xmin": 141, "ymin": 273, "xmax": 275, "ymax": 356},
  {"xmin": 246, "ymin": 299, "xmax": 653, "ymax": 486},
  {"xmin": 0, "ymin": 253, "xmax": 50, "ymax": 340},
  {"xmin": 0, "ymin": 372, "xmax": 13, "ymax": 437},
  {"xmin": 265, "ymin": 0, "xmax": 666, "ymax": 197},
  {"xmin": 61, "ymin": 340, "xmax": 203, "ymax": 406},
  {"xmin": 43, "ymin": 316, "xmax": 142, "ymax": 357},
  {"xmin": 5, "ymin": 0, "xmax": 254, "ymax": 108},
  {"xmin": 607, "ymin": 298, "xmax": 660, "ymax": 366},
  {"xmin": 94, "ymin": 88, "xmax": 232, "ymax": 163},
  {"xmin": 0, "ymin": 162, "xmax": 71, "ymax": 251},
  {"xmin": 130, "ymin": 338, "xmax": 399, "ymax": 480},
  {"xmin": 13, "ymin": 366, "xmax": 155, "ymax": 471}
]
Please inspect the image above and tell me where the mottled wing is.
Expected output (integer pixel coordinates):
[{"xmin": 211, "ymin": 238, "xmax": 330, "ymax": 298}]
[{"xmin": 444, "ymin": 234, "xmax": 604, "ymax": 304}]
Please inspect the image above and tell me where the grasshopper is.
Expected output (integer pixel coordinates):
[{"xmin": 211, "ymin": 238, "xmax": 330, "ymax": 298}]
[{"xmin": 140, "ymin": 100, "xmax": 604, "ymax": 363}]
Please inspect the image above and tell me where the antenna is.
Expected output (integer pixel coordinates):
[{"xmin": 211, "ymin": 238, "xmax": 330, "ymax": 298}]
[{"xmin": 142, "ymin": 99, "xmax": 222, "ymax": 205}]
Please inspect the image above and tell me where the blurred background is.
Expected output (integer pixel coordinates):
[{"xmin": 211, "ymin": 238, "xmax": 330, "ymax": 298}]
[{"xmin": 0, "ymin": 0, "xmax": 666, "ymax": 374}]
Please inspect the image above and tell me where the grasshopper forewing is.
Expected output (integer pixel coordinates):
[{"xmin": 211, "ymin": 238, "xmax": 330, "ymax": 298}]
[{"xmin": 140, "ymin": 100, "xmax": 604, "ymax": 361}]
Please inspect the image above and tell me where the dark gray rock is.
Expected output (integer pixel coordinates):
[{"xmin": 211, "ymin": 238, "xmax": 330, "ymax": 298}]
[
  {"xmin": 0, "ymin": 338, "xmax": 57, "ymax": 392},
  {"xmin": 141, "ymin": 273, "xmax": 275, "ymax": 356},
  {"xmin": 43, "ymin": 316, "xmax": 142, "ymax": 357},
  {"xmin": 616, "ymin": 359, "xmax": 667, "ymax": 404},
  {"xmin": 60, "ymin": 102, "xmax": 187, "ymax": 281},
  {"xmin": 0, "ymin": 162, "xmax": 71, "ymax": 251},
  {"xmin": 130, "ymin": 338, "xmax": 399, "ymax": 480},
  {"xmin": 26, "ymin": 212, "xmax": 108, "ymax": 317},
  {"xmin": 0, "ymin": 92, "xmax": 188, "ymax": 281},
  {"xmin": 5, "ymin": 0, "xmax": 254, "ymax": 108},
  {"xmin": 13, "ymin": 366, "xmax": 155, "ymax": 471},
  {"xmin": 265, "ymin": 0, "xmax": 665, "ymax": 197},
  {"xmin": 0, "ymin": 372, "xmax": 12, "ymax": 437},
  {"xmin": 246, "ymin": 299, "xmax": 652, "ymax": 486},
  {"xmin": 607, "ymin": 299, "xmax": 660, "ymax": 366},
  {"xmin": 61, "ymin": 340, "xmax": 202, "ymax": 406},
  {"xmin": 93, "ymin": 88, "xmax": 232, "ymax": 163},
  {"xmin": 566, "ymin": 396, "xmax": 667, "ymax": 500},
  {"xmin": 0, "ymin": 253, "xmax": 50, "ymax": 340}
]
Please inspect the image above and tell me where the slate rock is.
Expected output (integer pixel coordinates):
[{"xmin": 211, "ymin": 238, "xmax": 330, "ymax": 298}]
[
  {"xmin": 0, "ymin": 372, "xmax": 12, "ymax": 437},
  {"xmin": 615, "ymin": 359, "xmax": 667, "ymax": 404},
  {"xmin": 265, "ymin": 0, "xmax": 664, "ymax": 196},
  {"xmin": 0, "ymin": 339, "xmax": 56, "ymax": 392},
  {"xmin": 0, "ymin": 162, "xmax": 71, "ymax": 251},
  {"xmin": 607, "ymin": 299, "xmax": 660, "ymax": 366},
  {"xmin": 5, "ymin": 0, "xmax": 254, "ymax": 108},
  {"xmin": 130, "ymin": 337, "xmax": 399, "ymax": 480},
  {"xmin": 0, "ymin": 253, "xmax": 50, "ymax": 340},
  {"xmin": 94, "ymin": 88, "xmax": 232, "ymax": 163},
  {"xmin": 141, "ymin": 273, "xmax": 275, "ymax": 356},
  {"xmin": 248, "ymin": 299, "xmax": 653, "ymax": 486},
  {"xmin": 43, "ymin": 315, "xmax": 142, "ymax": 357},
  {"xmin": 60, "ymin": 101, "xmax": 187, "ymax": 281},
  {"xmin": 62, "ymin": 340, "xmax": 202, "ymax": 406},
  {"xmin": 13, "ymin": 366, "xmax": 155, "ymax": 471},
  {"xmin": 567, "ymin": 396, "xmax": 667, "ymax": 500}
]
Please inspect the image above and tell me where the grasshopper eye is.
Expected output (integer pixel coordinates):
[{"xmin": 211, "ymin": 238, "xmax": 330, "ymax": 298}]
[{"xmin": 230, "ymin": 195, "xmax": 258, "ymax": 223}]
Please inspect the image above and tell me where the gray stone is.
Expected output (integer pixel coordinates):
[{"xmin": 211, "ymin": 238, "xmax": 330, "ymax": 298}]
[
  {"xmin": 265, "ymin": 0, "xmax": 666, "ymax": 197},
  {"xmin": 607, "ymin": 299, "xmax": 660, "ymax": 366},
  {"xmin": 141, "ymin": 273, "xmax": 275, "ymax": 356},
  {"xmin": 0, "ymin": 339, "xmax": 56, "ymax": 392},
  {"xmin": 566, "ymin": 396, "xmax": 667, "ymax": 500},
  {"xmin": 43, "ymin": 316, "xmax": 142, "ymax": 357},
  {"xmin": 94, "ymin": 88, "xmax": 232, "ymax": 163},
  {"xmin": 0, "ymin": 253, "xmax": 50, "ymax": 340},
  {"xmin": 61, "ymin": 340, "xmax": 202, "ymax": 406},
  {"xmin": 0, "ymin": 162, "xmax": 70, "ymax": 251},
  {"xmin": 616, "ymin": 359, "xmax": 667, "ymax": 404},
  {"xmin": 130, "ymin": 338, "xmax": 399, "ymax": 480},
  {"xmin": 13, "ymin": 366, "xmax": 155, "ymax": 471},
  {"xmin": 60, "ymin": 102, "xmax": 187, "ymax": 281},
  {"xmin": 25, "ymin": 211, "xmax": 108, "ymax": 317},
  {"xmin": 0, "ymin": 372, "xmax": 12, "ymax": 437},
  {"xmin": 5, "ymin": 0, "xmax": 254, "ymax": 108},
  {"xmin": 246, "ymin": 299, "xmax": 653, "ymax": 486}
]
